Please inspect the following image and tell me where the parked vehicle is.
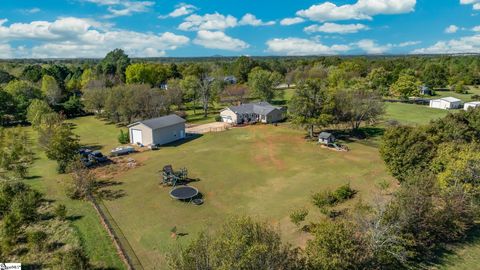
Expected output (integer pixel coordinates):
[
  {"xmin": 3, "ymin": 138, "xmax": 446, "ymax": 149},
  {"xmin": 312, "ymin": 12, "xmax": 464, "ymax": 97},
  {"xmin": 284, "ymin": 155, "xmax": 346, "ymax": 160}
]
[
  {"xmin": 89, "ymin": 151, "xmax": 109, "ymax": 163},
  {"xmin": 111, "ymin": 146, "xmax": 135, "ymax": 157},
  {"xmin": 78, "ymin": 148, "xmax": 92, "ymax": 158}
]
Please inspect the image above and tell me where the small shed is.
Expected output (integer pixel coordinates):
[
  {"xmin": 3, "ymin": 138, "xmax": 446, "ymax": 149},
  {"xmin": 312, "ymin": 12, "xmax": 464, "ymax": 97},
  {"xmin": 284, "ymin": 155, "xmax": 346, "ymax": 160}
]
[
  {"xmin": 429, "ymin": 97, "xmax": 462, "ymax": 110},
  {"xmin": 128, "ymin": 114, "xmax": 186, "ymax": 146},
  {"xmin": 319, "ymin": 132, "xmax": 335, "ymax": 145},
  {"xmin": 464, "ymin": 101, "xmax": 480, "ymax": 111},
  {"xmin": 420, "ymin": 86, "xmax": 433, "ymax": 96}
]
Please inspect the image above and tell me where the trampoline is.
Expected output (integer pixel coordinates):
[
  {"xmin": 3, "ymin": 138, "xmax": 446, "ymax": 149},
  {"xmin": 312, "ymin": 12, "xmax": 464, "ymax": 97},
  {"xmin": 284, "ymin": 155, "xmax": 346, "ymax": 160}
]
[{"xmin": 170, "ymin": 186, "xmax": 199, "ymax": 200}]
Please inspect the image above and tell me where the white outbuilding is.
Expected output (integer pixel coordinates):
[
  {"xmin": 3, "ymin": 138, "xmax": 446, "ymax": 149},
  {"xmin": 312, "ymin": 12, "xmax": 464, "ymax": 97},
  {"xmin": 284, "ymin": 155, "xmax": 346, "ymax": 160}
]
[
  {"xmin": 127, "ymin": 114, "xmax": 186, "ymax": 146},
  {"xmin": 464, "ymin": 101, "xmax": 480, "ymax": 111},
  {"xmin": 429, "ymin": 97, "xmax": 462, "ymax": 110}
]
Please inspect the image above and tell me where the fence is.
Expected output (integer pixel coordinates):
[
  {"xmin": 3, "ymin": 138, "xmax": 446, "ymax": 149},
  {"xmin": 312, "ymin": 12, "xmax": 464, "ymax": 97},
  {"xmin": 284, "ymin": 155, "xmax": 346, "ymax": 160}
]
[
  {"xmin": 89, "ymin": 195, "xmax": 144, "ymax": 270},
  {"xmin": 187, "ymin": 125, "xmax": 231, "ymax": 134}
]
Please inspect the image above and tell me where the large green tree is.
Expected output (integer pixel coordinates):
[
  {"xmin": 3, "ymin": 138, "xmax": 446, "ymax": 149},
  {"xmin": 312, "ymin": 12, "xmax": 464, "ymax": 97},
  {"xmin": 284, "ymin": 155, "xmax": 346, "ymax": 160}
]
[
  {"xmin": 389, "ymin": 74, "xmax": 419, "ymax": 99},
  {"xmin": 98, "ymin": 49, "xmax": 131, "ymax": 82},
  {"xmin": 248, "ymin": 67, "xmax": 282, "ymax": 102},
  {"xmin": 288, "ymin": 79, "xmax": 334, "ymax": 138},
  {"xmin": 167, "ymin": 216, "xmax": 302, "ymax": 270}
]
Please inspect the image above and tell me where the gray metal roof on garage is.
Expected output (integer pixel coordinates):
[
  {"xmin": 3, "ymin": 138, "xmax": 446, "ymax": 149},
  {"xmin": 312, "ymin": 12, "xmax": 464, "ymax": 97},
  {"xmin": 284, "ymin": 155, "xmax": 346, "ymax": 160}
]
[{"xmin": 128, "ymin": 114, "xmax": 186, "ymax": 130}]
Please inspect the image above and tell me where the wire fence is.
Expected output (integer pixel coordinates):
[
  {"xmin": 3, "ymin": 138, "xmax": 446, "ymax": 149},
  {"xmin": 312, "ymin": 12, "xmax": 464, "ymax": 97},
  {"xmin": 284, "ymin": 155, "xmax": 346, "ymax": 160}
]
[{"xmin": 89, "ymin": 195, "xmax": 144, "ymax": 270}]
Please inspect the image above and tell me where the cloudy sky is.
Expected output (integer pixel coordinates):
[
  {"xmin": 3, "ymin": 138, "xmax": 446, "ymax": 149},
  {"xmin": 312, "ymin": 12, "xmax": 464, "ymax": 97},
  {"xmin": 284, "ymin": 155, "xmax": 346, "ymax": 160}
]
[{"xmin": 1, "ymin": 0, "xmax": 480, "ymax": 58}]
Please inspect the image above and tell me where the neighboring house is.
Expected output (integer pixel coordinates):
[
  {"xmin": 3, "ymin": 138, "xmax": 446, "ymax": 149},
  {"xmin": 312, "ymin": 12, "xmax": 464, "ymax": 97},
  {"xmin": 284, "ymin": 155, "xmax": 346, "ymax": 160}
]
[
  {"xmin": 219, "ymin": 102, "xmax": 284, "ymax": 124},
  {"xmin": 420, "ymin": 86, "xmax": 433, "ymax": 96},
  {"xmin": 429, "ymin": 97, "xmax": 462, "ymax": 110},
  {"xmin": 128, "ymin": 114, "xmax": 186, "ymax": 146},
  {"xmin": 318, "ymin": 132, "xmax": 335, "ymax": 145},
  {"xmin": 160, "ymin": 83, "xmax": 168, "ymax": 90},
  {"xmin": 464, "ymin": 101, "xmax": 480, "ymax": 111},
  {"xmin": 223, "ymin": 75, "xmax": 237, "ymax": 84}
]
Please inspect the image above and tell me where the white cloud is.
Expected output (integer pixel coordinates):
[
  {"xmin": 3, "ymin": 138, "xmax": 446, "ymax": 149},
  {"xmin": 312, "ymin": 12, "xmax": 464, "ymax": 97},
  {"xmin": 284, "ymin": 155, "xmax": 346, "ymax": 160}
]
[
  {"xmin": 397, "ymin": 41, "xmax": 421, "ymax": 47},
  {"xmin": 411, "ymin": 34, "xmax": 480, "ymax": 54},
  {"xmin": 193, "ymin": 30, "xmax": 249, "ymax": 51},
  {"xmin": 20, "ymin": 8, "xmax": 41, "ymax": 14},
  {"xmin": 460, "ymin": 0, "xmax": 480, "ymax": 10},
  {"xmin": 239, "ymin": 13, "xmax": 275, "ymax": 26},
  {"xmin": 356, "ymin": 39, "xmax": 391, "ymax": 54},
  {"xmin": 280, "ymin": 17, "xmax": 305, "ymax": 26},
  {"xmin": 178, "ymin": 13, "xmax": 238, "ymax": 31},
  {"xmin": 296, "ymin": 0, "xmax": 416, "ymax": 22},
  {"xmin": 304, "ymin": 23, "xmax": 368, "ymax": 34},
  {"xmin": 266, "ymin": 37, "xmax": 351, "ymax": 56},
  {"xmin": 445, "ymin": 25, "xmax": 459, "ymax": 34},
  {"xmin": 159, "ymin": 3, "xmax": 197, "ymax": 19},
  {"xmin": 472, "ymin": 25, "xmax": 480, "ymax": 32},
  {"xmin": 83, "ymin": 0, "xmax": 154, "ymax": 18},
  {"xmin": 0, "ymin": 43, "xmax": 13, "ymax": 59},
  {"xmin": 0, "ymin": 17, "xmax": 189, "ymax": 58}
]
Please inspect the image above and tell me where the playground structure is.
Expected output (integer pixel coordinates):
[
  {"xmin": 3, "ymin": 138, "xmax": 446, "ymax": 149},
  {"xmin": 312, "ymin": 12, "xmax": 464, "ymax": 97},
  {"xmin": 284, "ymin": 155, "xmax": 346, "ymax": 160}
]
[{"xmin": 161, "ymin": 165, "xmax": 188, "ymax": 186}]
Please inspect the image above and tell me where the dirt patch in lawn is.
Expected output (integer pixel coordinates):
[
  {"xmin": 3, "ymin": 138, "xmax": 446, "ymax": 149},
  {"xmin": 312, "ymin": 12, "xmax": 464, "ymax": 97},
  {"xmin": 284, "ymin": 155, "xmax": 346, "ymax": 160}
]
[
  {"xmin": 186, "ymin": 122, "xmax": 231, "ymax": 134},
  {"xmin": 93, "ymin": 155, "xmax": 148, "ymax": 180}
]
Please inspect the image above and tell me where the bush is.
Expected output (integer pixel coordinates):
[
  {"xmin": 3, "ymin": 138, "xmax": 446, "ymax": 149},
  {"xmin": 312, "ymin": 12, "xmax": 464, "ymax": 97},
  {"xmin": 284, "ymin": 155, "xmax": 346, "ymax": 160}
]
[
  {"xmin": 312, "ymin": 191, "xmax": 338, "ymax": 208},
  {"xmin": 27, "ymin": 230, "xmax": 48, "ymax": 251},
  {"xmin": 290, "ymin": 208, "xmax": 309, "ymax": 226},
  {"xmin": 333, "ymin": 183, "xmax": 356, "ymax": 201},
  {"xmin": 215, "ymin": 115, "xmax": 222, "ymax": 122},
  {"xmin": 471, "ymin": 94, "xmax": 480, "ymax": 101},
  {"xmin": 54, "ymin": 204, "xmax": 67, "ymax": 220},
  {"xmin": 312, "ymin": 184, "xmax": 356, "ymax": 209},
  {"xmin": 118, "ymin": 130, "xmax": 129, "ymax": 144},
  {"xmin": 55, "ymin": 247, "xmax": 90, "ymax": 270}
]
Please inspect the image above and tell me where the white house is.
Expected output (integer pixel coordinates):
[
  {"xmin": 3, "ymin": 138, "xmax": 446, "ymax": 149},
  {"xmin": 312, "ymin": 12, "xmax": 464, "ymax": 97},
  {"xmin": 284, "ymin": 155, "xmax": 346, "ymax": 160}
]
[
  {"xmin": 220, "ymin": 102, "xmax": 284, "ymax": 124},
  {"xmin": 429, "ymin": 97, "xmax": 462, "ymax": 110},
  {"xmin": 464, "ymin": 101, "xmax": 480, "ymax": 111},
  {"xmin": 127, "ymin": 114, "xmax": 186, "ymax": 146}
]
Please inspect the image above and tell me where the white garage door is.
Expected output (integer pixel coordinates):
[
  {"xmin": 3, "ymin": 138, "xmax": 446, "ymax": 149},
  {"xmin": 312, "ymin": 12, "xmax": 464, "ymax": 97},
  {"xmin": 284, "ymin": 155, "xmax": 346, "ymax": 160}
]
[{"xmin": 131, "ymin": 129, "xmax": 142, "ymax": 144}]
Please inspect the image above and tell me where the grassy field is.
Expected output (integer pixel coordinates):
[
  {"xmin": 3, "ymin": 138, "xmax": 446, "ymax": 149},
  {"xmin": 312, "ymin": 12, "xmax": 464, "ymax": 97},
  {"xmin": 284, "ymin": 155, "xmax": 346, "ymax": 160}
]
[
  {"xmin": 434, "ymin": 87, "xmax": 480, "ymax": 102},
  {"xmin": 384, "ymin": 102, "xmax": 450, "ymax": 125},
  {"xmin": 70, "ymin": 117, "xmax": 395, "ymax": 269},
  {"xmin": 25, "ymin": 118, "xmax": 126, "ymax": 269}
]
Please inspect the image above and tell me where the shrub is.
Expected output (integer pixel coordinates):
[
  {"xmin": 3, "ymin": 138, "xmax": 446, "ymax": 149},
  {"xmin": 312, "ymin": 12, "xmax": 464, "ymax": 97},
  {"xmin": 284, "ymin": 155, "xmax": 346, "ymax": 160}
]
[
  {"xmin": 118, "ymin": 130, "xmax": 129, "ymax": 144},
  {"xmin": 215, "ymin": 115, "xmax": 222, "ymax": 122},
  {"xmin": 55, "ymin": 247, "xmax": 90, "ymax": 270},
  {"xmin": 312, "ymin": 184, "xmax": 356, "ymax": 209},
  {"xmin": 471, "ymin": 94, "xmax": 480, "ymax": 101},
  {"xmin": 54, "ymin": 204, "xmax": 67, "ymax": 220},
  {"xmin": 27, "ymin": 230, "xmax": 48, "ymax": 251},
  {"xmin": 312, "ymin": 191, "xmax": 337, "ymax": 208},
  {"xmin": 333, "ymin": 183, "xmax": 356, "ymax": 202},
  {"xmin": 290, "ymin": 208, "xmax": 309, "ymax": 226}
]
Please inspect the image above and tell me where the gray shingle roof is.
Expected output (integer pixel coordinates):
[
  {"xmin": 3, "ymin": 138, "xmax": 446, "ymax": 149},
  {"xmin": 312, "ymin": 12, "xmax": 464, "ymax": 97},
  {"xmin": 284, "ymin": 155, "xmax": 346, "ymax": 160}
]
[
  {"xmin": 228, "ymin": 102, "xmax": 280, "ymax": 115},
  {"xmin": 128, "ymin": 114, "xmax": 185, "ymax": 130},
  {"xmin": 319, "ymin": 132, "xmax": 333, "ymax": 139}
]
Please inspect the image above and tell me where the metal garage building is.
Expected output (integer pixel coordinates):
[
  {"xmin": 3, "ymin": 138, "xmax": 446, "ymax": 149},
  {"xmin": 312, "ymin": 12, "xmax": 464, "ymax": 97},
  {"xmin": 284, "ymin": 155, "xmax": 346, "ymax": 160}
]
[{"xmin": 128, "ymin": 114, "xmax": 186, "ymax": 146}]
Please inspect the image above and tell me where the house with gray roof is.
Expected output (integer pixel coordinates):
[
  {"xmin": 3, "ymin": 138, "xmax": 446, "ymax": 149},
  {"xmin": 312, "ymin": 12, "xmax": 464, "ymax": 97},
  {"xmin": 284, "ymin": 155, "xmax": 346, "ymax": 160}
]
[
  {"xmin": 219, "ymin": 102, "xmax": 285, "ymax": 124},
  {"xmin": 127, "ymin": 114, "xmax": 186, "ymax": 146}
]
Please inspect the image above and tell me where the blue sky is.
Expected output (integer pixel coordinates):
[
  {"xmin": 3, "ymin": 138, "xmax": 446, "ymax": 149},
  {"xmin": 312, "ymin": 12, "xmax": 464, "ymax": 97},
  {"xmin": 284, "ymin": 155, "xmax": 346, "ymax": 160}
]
[{"xmin": 0, "ymin": 0, "xmax": 480, "ymax": 58}]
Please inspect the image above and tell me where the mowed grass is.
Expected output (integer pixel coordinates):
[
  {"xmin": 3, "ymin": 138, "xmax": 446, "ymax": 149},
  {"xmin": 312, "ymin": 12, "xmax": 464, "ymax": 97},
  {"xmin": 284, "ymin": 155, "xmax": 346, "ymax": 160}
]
[
  {"xmin": 434, "ymin": 87, "xmax": 480, "ymax": 102},
  {"xmin": 73, "ymin": 122, "xmax": 395, "ymax": 269},
  {"xmin": 25, "ymin": 118, "xmax": 126, "ymax": 269},
  {"xmin": 384, "ymin": 102, "xmax": 449, "ymax": 125}
]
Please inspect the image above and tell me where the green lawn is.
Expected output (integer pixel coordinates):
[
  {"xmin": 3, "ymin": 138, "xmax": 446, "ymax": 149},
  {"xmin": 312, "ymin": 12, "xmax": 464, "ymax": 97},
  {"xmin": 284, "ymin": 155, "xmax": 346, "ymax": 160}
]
[
  {"xmin": 384, "ymin": 102, "xmax": 450, "ymax": 125},
  {"xmin": 434, "ymin": 87, "xmax": 480, "ymax": 102},
  {"xmin": 25, "ymin": 118, "xmax": 126, "ymax": 270},
  {"xmin": 70, "ymin": 119, "xmax": 394, "ymax": 269}
]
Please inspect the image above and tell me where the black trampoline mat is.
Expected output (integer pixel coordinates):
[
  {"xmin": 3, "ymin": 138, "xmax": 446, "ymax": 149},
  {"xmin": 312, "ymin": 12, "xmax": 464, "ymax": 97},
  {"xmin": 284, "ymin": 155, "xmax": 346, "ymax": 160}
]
[{"xmin": 170, "ymin": 186, "xmax": 198, "ymax": 200}]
